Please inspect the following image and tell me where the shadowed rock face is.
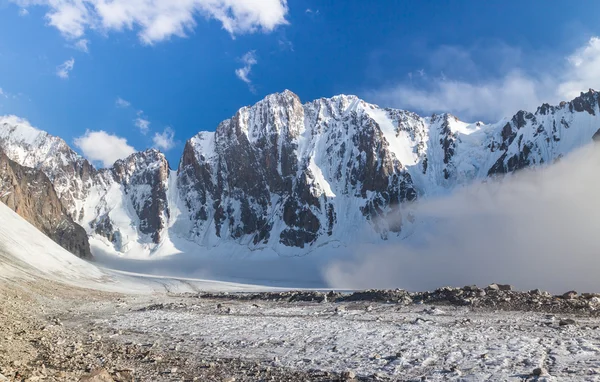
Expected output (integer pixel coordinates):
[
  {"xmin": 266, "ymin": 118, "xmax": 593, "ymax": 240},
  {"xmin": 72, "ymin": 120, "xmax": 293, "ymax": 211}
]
[
  {"xmin": 0, "ymin": 118, "xmax": 97, "ymax": 221},
  {"xmin": 178, "ymin": 91, "xmax": 418, "ymax": 249},
  {"xmin": 488, "ymin": 90, "xmax": 600, "ymax": 176},
  {"xmin": 0, "ymin": 151, "xmax": 92, "ymax": 260},
  {"xmin": 111, "ymin": 150, "xmax": 170, "ymax": 244}
]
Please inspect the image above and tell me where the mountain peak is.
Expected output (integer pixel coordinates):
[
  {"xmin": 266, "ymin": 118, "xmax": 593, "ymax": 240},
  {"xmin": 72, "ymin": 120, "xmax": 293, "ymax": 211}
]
[{"xmin": 5, "ymin": 88, "xmax": 600, "ymax": 257}]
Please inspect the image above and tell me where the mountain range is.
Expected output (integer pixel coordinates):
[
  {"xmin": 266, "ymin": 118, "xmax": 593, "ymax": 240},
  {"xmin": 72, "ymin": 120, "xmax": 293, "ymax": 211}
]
[{"xmin": 1, "ymin": 89, "xmax": 600, "ymax": 260}]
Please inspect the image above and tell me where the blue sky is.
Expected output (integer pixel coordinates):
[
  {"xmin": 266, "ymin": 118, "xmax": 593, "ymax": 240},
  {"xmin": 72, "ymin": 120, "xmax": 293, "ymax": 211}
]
[{"xmin": 1, "ymin": 1, "xmax": 600, "ymax": 167}]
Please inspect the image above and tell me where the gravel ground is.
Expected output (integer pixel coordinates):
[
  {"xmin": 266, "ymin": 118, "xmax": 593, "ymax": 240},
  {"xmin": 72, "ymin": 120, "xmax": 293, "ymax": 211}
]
[
  {"xmin": 2, "ymin": 281, "xmax": 600, "ymax": 381},
  {"xmin": 0, "ymin": 282, "xmax": 350, "ymax": 382}
]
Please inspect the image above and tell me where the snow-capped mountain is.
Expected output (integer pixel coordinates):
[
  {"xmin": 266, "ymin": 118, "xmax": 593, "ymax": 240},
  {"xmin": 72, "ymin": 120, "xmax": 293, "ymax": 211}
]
[{"xmin": 2, "ymin": 89, "xmax": 600, "ymax": 259}]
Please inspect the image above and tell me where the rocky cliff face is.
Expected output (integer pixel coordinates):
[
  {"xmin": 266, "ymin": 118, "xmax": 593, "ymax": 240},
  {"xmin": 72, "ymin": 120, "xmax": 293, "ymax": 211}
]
[
  {"xmin": 178, "ymin": 91, "xmax": 417, "ymax": 249},
  {"xmin": 487, "ymin": 90, "xmax": 600, "ymax": 175},
  {"xmin": 110, "ymin": 150, "xmax": 170, "ymax": 243},
  {"xmin": 0, "ymin": 116, "xmax": 172, "ymax": 256},
  {"xmin": 0, "ymin": 151, "xmax": 92, "ymax": 260},
  {"xmin": 2, "ymin": 90, "xmax": 600, "ymax": 257},
  {"xmin": 0, "ymin": 116, "xmax": 96, "ymax": 221}
]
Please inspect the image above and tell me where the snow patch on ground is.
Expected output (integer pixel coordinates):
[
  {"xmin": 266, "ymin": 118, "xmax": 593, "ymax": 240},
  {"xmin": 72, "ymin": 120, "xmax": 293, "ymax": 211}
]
[{"xmin": 0, "ymin": 202, "xmax": 283, "ymax": 293}]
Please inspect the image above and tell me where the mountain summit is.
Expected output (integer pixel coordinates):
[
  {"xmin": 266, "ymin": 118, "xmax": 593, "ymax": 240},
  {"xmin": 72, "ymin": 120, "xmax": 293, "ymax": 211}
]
[{"xmin": 2, "ymin": 90, "xmax": 600, "ymax": 258}]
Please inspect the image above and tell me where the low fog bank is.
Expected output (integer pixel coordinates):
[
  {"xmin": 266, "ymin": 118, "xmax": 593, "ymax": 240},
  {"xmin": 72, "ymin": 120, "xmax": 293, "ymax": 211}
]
[
  {"xmin": 93, "ymin": 143, "xmax": 600, "ymax": 293},
  {"xmin": 93, "ymin": 250, "xmax": 334, "ymax": 289},
  {"xmin": 326, "ymin": 143, "xmax": 600, "ymax": 294}
]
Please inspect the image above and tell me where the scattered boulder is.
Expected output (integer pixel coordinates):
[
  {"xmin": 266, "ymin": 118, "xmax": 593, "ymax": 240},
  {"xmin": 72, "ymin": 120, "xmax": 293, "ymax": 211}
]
[
  {"xmin": 582, "ymin": 293, "xmax": 600, "ymax": 299},
  {"xmin": 79, "ymin": 369, "xmax": 114, "ymax": 382},
  {"xmin": 532, "ymin": 367, "xmax": 548, "ymax": 376},
  {"xmin": 559, "ymin": 318, "xmax": 577, "ymax": 326},
  {"xmin": 562, "ymin": 291, "xmax": 578, "ymax": 300},
  {"xmin": 341, "ymin": 370, "xmax": 356, "ymax": 380}
]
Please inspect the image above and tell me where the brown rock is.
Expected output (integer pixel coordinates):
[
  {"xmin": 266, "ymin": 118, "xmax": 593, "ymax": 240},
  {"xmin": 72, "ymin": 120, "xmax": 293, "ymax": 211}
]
[
  {"xmin": 79, "ymin": 368, "xmax": 114, "ymax": 382},
  {"xmin": 562, "ymin": 291, "xmax": 578, "ymax": 299},
  {"xmin": 0, "ymin": 151, "xmax": 92, "ymax": 259}
]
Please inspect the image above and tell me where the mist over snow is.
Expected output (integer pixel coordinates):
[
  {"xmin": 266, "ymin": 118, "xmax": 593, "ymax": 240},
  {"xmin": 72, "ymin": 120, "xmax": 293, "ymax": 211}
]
[{"xmin": 325, "ymin": 142, "xmax": 600, "ymax": 293}]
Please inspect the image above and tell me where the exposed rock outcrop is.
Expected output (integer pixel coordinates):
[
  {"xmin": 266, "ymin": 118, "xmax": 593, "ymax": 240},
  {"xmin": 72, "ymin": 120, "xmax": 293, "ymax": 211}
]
[{"xmin": 0, "ymin": 151, "xmax": 92, "ymax": 260}]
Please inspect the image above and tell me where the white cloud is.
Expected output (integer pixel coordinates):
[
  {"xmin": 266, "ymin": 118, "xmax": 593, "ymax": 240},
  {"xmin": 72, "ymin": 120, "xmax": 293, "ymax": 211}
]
[
  {"xmin": 0, "ymin": 88, "xmax": 6, "ymax": 98},
  {"xmin": 369, "ymin": 37, "xmax": 600, "ymax": 122},
  {"xmin": 135, "ymin": 117, "xmax": 150, "ymax": 135},
  {"xmin": 56, "ymin": 57, "xmax": 75, "ymax": 79},
  {"xmin": 115, "ymin": 97, "xmax": 130, "ymax": 108},
  {"xmin": 73, "ymin": 38, "xmax": 89, "ymax": 52},
  {"xmin": 373, "ymin": 71, "xmax": 547, "ymax": 122},
  {"xmin": 558, "ymin": 37, "xmax": 600, "ymax": 100},
  {"xmin": 235, "ymin": 50, "xmax": 257, "ymax": 90},
  {"xmin": 115, "ymin": 100, "xmax": 151, "ymax": 135},
  {"xmin": 152, "ymin": 127, "xmax": 175, "ymax": 151},
  {"xmin": 74, "ymin": 130, "xmax": 136, "ymax": 167},
  {"xmin": 18, "ymin": 8, "xmax": 29, "ymax": 16},
  {"xmin": 325, "ymin": 144, "xmax": 600, "ymax": 293},
  {"xmin": 278, "ymin": 38, "xmax": 293, "ymax": 52},
  {"xmin": 12, "ymin": 0, "xmax": 288, "ymax": 45}
]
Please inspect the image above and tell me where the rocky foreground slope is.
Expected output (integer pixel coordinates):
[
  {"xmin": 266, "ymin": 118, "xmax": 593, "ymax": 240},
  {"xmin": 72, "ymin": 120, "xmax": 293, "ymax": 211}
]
[
  {"xmin": 2, "ymin": 279, "xmax": 600, "ymax": 382},
  {"xmin": 2, "ymin": 90, "xmax": 600, "ymax": 258}
]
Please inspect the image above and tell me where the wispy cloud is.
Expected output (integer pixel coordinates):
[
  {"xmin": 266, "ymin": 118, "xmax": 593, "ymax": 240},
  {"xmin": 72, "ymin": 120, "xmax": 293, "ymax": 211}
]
[
  {"xmin": 56, "ymin": 58, "xmax": 75, "ymax": 79},
  {"xmin": 0, "ymin": 88, "xmax": 6, "ymax": 98},
  {"xmin": 11, "ymin": 0, "xmax": 289, "ymax": 45},
  {"xmin": 153, "ymin": 127, "xmax": 175, "ymax": 151},
  {"xmin": 278, "ymin": 38, "xmax": 294, "ymax": 52},
  {"xmin": 115, "ymin": 99, "xmax": 152, "ymax": 135},
  {"xmin": 305, "ymin": 8, "xmax": 320, "ymax": 17},
  {"xmin": 235, "ymin": 50, "xmax": 258, "ymax": 92},
  {"xmin": 74, "ymin": 130, "xmax": 136, "ymax": 167},
  {"xmin": 368, "ymin": 37, "xmax": 600, "ymax": 121},
  {"xmin": 18, "ymin": 8, "xmax": 28, "ymax": 16},
  {"xmin": 115, "ymin": 97, "xmax": 131, "ymax": 108},
  {"xmin": 73, "ymin": 38, "xmax": 89, "ymax": 53},
  {"xmin": 135, "ymin": 117, "xmax": 150, "ymax": 135}
]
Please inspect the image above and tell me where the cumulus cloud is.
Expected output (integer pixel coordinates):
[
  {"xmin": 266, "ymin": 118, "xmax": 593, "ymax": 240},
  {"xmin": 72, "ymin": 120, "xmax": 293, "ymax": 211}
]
[
  {"xmin": 153, "ymin": 127, "xmax": 175, "ymax": 151},
  {"xmin": 115, "ymin": 97, "xmax": 130, "ymax": 108},
  {"xmin": 18, "ymin": 8, "xmax": 29, "ymax": 16},
  {"xmin": 56, "ymin": 58, "xmax": 75, "ymax": 79},
  {"xmin": 235, "ymin": 50, "xmax": 257, "ymax": 91},
  {"xmin": 74, "ymin": 130, "xmax": 135, "ymax": 167},
  {"xmin": 325, "ymin": 143, "xmax": 600, "ymax": 293},
  {"xmin": 135, "ymin": 117, "xmax": 150, "ymax": 135},
  {"xmin": 370, "ymin": 37, "xmax": 600, "ymax": 122},
  {"xmin": 12, "ymin": 0, "xmax": 288, "ymax": 45}
]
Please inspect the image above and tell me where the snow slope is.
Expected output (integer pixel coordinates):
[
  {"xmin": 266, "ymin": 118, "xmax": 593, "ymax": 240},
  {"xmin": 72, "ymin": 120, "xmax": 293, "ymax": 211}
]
[{"xmin": 0, "ymin": 202, "xmax": 280, "ymax": 293}]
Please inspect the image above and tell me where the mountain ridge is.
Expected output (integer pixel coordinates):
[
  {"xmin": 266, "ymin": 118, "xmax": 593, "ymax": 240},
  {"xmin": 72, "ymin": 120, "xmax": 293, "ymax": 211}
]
[{"xmin": 1, "ymin": 89, "xmax": 600, "ymax": 259}]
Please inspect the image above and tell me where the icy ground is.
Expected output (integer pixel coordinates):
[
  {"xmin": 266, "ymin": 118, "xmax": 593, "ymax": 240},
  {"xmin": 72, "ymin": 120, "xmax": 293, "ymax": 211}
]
[{"xmin": 75, "ymin": 295, "xmax": 599, "ymax": 381}]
